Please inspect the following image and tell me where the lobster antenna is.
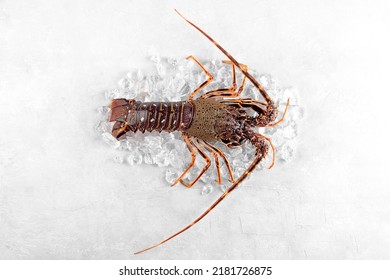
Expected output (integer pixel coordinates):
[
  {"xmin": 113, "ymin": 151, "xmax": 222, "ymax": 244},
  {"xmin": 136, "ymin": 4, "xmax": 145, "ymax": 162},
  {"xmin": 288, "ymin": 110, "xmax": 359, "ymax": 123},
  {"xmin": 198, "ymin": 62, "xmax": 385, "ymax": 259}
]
[
  {"xmin": 134, "ymin": 151, "xmax": 266, "ymax": 254},
  {"xmin": 174, "ymin": 9, "xmax": 272, "ymax": 104}
]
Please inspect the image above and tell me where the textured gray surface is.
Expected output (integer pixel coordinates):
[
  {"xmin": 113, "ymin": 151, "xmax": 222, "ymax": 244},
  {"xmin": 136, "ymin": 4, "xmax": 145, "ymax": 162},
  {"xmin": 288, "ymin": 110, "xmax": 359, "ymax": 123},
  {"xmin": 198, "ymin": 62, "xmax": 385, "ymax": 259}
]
[{"xmin": 1, "ymin": 0, "xmax": 390, "ymax": 259}]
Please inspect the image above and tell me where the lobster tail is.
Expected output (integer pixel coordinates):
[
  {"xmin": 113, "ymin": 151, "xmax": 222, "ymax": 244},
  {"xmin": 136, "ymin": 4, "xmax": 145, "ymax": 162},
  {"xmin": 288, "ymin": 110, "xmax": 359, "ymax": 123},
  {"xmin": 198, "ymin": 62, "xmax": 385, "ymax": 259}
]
[{"xmin": 109, "ymin": 99, "xmax": 195, "ymax": 140}]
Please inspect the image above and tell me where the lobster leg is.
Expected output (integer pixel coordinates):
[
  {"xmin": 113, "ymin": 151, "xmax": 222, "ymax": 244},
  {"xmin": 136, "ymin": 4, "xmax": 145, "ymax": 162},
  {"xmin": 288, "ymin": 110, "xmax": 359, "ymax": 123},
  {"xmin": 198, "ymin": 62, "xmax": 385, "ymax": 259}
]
[
  {"xmin": 267, "ymin": 98, "xmax": 291, "ymax": 127},
  {"xmin": 197, "ymin": 140, "xmax": 222, "ymax": 185},
  {"xmin": 134, "ymin": 134, "xmax": 269, "ymax": 255},
  {"xmin": 220, "ymin": 99, "xmax": 268, "ymax": 119},
  {"xmin": 259, "ymin": 134, "xmax": 276, "ymax": 169},
  {"xmin": 186, "ymin": 55, "xmax": 213, "ymax": 100},
  {"xmin": 241, "ymin": 98, "xmax": 290, "ymax": 128},
  {"xmin": 180, "ymin": 137, "xmax": 211, "ymax": 188},
  {"xmin": 222, "ymin": 98, "xmax": 290, "ymax": 130},
  {"xmin": 202, "ymin": 141, "xmax": 235, "ymax": 183},
  {"xmin": 220, "ymin": 98, "xmax": 267, "ymax": 107},
  {"xmin": 202, "ymin": 61, "xmax": 248, "ymax": 99},
  {"xmin": 201, "ymin": 60, "xmax": 236, "ymax": 98},
  {"xmin": 171, "ymin": 133, "xmax": 197, "ymax": 186}
]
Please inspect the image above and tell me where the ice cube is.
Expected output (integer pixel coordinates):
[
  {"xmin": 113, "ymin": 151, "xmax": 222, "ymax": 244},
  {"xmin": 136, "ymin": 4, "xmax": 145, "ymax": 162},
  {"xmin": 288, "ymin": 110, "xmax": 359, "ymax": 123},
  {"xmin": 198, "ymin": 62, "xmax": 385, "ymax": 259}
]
[
  {"xmin": 165, "ymin": 168, "xmax": 179, "ymax": 184},
  {"xmin": 102, "ymin": 132, "xmax": 120, "ymax": 149},
  {"xmin": 201, "ymin": 184, "xmax": 213, "ymax": 195},
  {"xmin": 127, "ymin": 151, "xmax": 143, "ymax": 165},
  {"xmin": 155, "ymin": 151, "xmax": 170, "ymax": 167},
  {"xmin": 279, "ymin": 145, "xmax": 294, "ymax": 162},
  {"xmin": 95, "ymin": 121, "xmax": 109, "ymax": 133}
]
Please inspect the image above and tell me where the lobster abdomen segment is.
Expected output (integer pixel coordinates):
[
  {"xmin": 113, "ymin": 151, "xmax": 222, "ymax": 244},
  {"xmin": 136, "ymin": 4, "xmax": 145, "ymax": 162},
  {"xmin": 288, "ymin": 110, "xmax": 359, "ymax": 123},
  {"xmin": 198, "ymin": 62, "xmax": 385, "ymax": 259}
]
[{"xmin": 109, "ymin": 99, "xmax": 194, "ymax": 139}]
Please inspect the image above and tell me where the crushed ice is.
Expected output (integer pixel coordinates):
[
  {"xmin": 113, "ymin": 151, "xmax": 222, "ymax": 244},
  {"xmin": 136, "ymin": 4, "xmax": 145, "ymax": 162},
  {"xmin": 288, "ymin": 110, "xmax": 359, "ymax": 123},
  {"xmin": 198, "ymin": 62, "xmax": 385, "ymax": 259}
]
[{"xmin": 96, "ymin": 55, "xmax": 304, "ymax": 193}]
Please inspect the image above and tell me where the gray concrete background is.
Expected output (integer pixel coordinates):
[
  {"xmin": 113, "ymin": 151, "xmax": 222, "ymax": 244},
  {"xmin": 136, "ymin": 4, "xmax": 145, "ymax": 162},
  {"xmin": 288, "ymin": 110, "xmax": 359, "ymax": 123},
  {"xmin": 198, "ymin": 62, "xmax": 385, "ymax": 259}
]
[{"xmin": 1, "ymin": 0, "xmax": 390, "ymax": 259}]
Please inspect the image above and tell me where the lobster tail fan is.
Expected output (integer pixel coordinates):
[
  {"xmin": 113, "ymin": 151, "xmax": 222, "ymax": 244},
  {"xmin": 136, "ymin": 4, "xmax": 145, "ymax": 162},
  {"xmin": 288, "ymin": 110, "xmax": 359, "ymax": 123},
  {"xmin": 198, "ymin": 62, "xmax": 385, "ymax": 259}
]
[
  {"xmin": 109, "ymin": 99, "xmax": 132, "ymax": 140},
  {"xmin": 109, "ymin": 99, "xmax": 130, "ymax": 122}
]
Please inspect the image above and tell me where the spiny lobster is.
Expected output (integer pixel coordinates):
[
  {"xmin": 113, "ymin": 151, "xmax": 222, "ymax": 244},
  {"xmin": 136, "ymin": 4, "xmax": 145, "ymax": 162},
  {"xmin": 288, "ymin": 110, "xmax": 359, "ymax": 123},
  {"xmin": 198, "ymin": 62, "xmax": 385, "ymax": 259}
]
[{"xmin": 108, "ymin": 10, "xmax": 289, "ymax": 254}]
